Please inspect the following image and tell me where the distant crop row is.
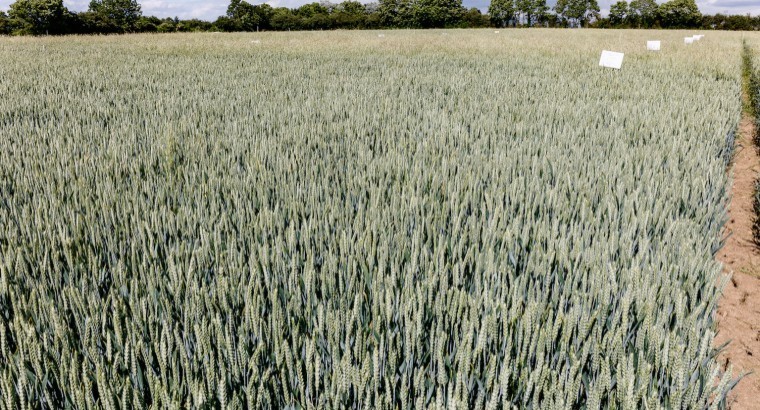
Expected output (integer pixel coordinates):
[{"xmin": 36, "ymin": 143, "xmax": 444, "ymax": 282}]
[{"xmin": 0, "ymin": 31, "xmax": 748, "ymax": 409}]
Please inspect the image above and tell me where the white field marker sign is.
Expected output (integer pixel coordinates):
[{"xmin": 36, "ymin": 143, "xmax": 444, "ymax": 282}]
[
  {"xmin": 684, "ymin": 37, "xmax": 694, "ymax": 44},
  {"xmin": 494, "ymin": 31, "xmax": 500, "ymax": 33},
  {"xmin": 599, "ymin": 50, "xmax": 624, "ymax": 69},
  {"xmin": 647, "ymin": 41, "xmax": 661, "ymax": 51}
]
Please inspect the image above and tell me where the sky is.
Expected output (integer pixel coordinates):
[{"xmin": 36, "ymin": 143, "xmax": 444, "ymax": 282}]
[{"xmin": 0, "ymin": 0, "xmax": 758, "ymax": 21}]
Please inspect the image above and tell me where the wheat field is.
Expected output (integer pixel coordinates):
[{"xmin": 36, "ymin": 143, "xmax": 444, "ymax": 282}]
[{"xmin": 0, "ymin": 29, "xmax": 753, "ymax": 408}]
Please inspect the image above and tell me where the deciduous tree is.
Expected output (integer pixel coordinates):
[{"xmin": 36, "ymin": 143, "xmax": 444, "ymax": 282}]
[
  {"xmin": 516, "ymin": 0, "xmax": 547, "ymax": 26},
  {"xmin": 8, "ymin": 0, "xmax": 69, "ymax": 35},
  {"xmin": 659, "ymin": 0, "xmax": 701, "ymax": 28},
  {"xmin": 412, "ymin": 0, "xmax": 465, "ymax": 28},
  {"xmin": 628, "ymin": 0, "xmax": 658, "ymax": 27},
  {"xmin": 227, "ymin": 0, "xmax": 274, "ymax": 30},
  {"xmin": 554, "ymin": 0, "xmax": 600, "ymax": 27},
  {"xmin": 330, "ymin": 1, "xmax": 369, "ymax": 29},
  {"xmin": 609, "ymin": 0, "xmax": 628, "ymax": 26},
  {"xmin": 489, "ymin": 0, "xmax": 515, "ymax": 27},
  {"xmin": 88, "ymin": 0, "xmax": 142, "ymax": 32},
  {"xmin": 378, "ymin": 0, "xmax": 412, "ymax": 27},
  {"xmin": 0, "ymin": 11, "xmax": 10, "ymax": 34}
]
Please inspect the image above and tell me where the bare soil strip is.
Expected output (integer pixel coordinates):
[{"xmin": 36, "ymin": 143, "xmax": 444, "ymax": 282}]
[{"xmin": 715, "ymin": 107, "xmax": 760, "ymax": 409}]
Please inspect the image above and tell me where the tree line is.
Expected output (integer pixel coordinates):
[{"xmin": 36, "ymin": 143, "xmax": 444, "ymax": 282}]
[{"xmin": 0, "ymin": 0, "xmax": 758, "ymax": 35}]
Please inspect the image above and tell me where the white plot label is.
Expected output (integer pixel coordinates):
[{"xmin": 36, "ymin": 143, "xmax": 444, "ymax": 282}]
[
  {"xmin": 599, "ymin": 50, "xmax": 624, "ymax": 69},
  {"xmin": 684, "ymin": 37, "xmax": 694, "ymax": 44},
  {"xmin": 647, "ymin": 41, "xmax": 661, "ymax": 51}
]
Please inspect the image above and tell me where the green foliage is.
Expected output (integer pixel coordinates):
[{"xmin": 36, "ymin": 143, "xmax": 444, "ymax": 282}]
[
  {"xmin": 608, "ymin": 0, "xmax": 628, "ymax": 26},
  {"xmin": 488, "ymin": 0, "xmax": 516, "ymax": 27},
  {"xmin": 88, "ymin": 0, "xmax": 142, "ymax": 32},
  {"xmin": 378, "ymin": 0, "xmax": 410, "ymax": 27},
  {"xmin": 7, "ymin": 0, "xmax": 68, "ymax": 35},
  {"xmin": 628, "ymin": 0, "xmax": 658, "ymax": 27},
  {"xmin": 376, "ymin": 0, "xmax": 465, "ymax": 28},
  {"xmin": 515, "ymin": 0, "xmax": 547, "ymax": 26},
  {"xmin": 0, "ymin": 11, "xmax": 11, "ymax": 35},
  {"xmin": 133, "ymin": 15, "xmax": 160, "ymax": 31},
  {"xmin": 658, "ymin": 0, "xmax": 701, "ymax": 28},
  {"xmin": 0, "ymin": 30, "xmax": 748, "ymax": 409},
  {"xmin": 749, "ymin": 42, "xmax": 760, "ymax": 151},
  {"xmin": 268, "ymin": 7, "xmax": 302, "ymax": 30},
  {"xmin": 413, "ymin": 0, "xmax": 465, "ymax": 28},
  {"xmin": 704, "ymin": 14, "xmax": 760, "ymax": 31},
  {"xmin": 599, "ymin": 0, "xmax": 755, "ymax": 29},
  {"xmin": 554, "ymin": 0, "xmax": 600, "ymax": 27},
  {"xmin": 2, "ymin": 0, "xmax": 758, "ymax": 34},
  {"xmin": 177, "ymin": 19, "xmax": 213, "ymax": 32},
  {"xmin": 226, "ymin": 0, "xmax": 275, "ymax": 31},
  {"xmin": 331, "ymin": 1, "xmax": 371, "ymax": 29},
  {"xmin": 295, "ymin": 3, "xmax": 331, "ymax": 29},
  {"xmin": 461, "ymin": 7, "xmax": 489, "ymax": 27},
  {"xmin": 76, "ymin": 10, "xmax": 122, "ymax": 33},
  {"xmin": 749, "ymin": 44, "xmax": 760, "ymax": 246}
]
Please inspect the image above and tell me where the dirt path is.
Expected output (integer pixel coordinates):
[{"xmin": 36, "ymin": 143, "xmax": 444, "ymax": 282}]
[{"xmin": 715, "ymin": 106, "xmax": 760, "ymax": 409}]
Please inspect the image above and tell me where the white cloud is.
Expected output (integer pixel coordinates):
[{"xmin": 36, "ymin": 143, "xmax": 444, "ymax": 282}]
[
  {"xmin": 137, "ymin": 0, "xmax": 228, "ymax": 19},
  {"xmin": 697, "ymin": 0, "xmax": 760, "ymax": 15}
]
